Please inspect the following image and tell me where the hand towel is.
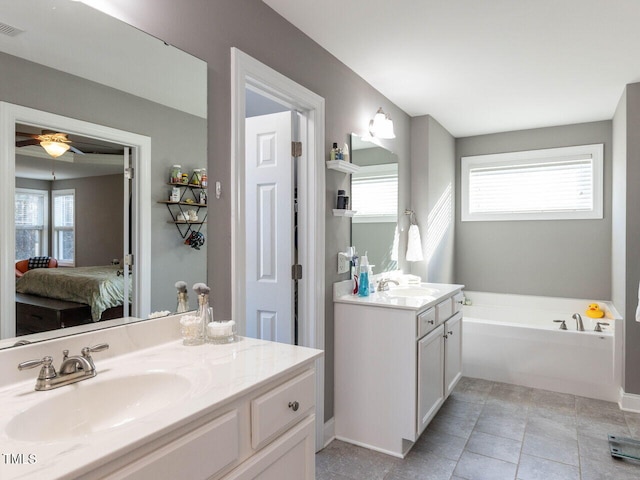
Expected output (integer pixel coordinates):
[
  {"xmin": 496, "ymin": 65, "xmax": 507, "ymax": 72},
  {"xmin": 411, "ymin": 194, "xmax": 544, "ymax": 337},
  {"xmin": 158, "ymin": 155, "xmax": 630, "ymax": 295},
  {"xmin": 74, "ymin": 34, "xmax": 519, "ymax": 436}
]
[{"xmin": 406, "ymin": 224, "xmax": 424, "ymax": 262}]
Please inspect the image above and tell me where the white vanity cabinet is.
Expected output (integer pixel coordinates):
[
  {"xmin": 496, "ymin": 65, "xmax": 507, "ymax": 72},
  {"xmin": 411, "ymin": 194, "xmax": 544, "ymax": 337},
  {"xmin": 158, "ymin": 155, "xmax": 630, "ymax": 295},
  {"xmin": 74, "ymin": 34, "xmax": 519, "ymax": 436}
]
[
  {"xmin": 334, "ymin": 285, "xmax": 463, "ymax": 458},
  {"xmin": 93, "ymin": 367, "xmax": 317, "ymax": 480}
]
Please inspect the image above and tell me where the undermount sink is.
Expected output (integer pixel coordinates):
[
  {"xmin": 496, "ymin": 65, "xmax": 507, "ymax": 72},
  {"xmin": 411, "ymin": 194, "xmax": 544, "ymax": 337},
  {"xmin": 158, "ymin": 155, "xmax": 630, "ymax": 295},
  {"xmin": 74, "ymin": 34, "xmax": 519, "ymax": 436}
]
[
  {"xmin": 6, "ymin": 372, "xmax": 191, "ymax": 442},
  {"xmin": 386, "ymin": 286, "xmax": 439, "ymax": 298}
]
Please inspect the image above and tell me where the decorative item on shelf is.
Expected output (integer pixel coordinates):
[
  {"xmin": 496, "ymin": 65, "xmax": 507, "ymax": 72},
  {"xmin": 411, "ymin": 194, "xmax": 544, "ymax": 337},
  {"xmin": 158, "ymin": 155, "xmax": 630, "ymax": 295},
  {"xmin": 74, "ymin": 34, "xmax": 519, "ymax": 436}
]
[
  {"xmin": 177, "ymin": 211, "xmax": 187, "ymax": 222},
  {"xmin": 201, "ymin": 168, "xmax": 208, "ymax": 187},
  {"xmin": 181, "ymin": 173, "xmax": 189, "ymax": 184},
  {"xmin": 191, "ymin": 168, "xmax": 202, "ymax": 186},
  {"xmin": 170, "ymin": 164, "xmax": 182, "ymax": 183},
  {"xmin": 199, "ymin": 190, "xmax": 207, "ymax": 205},
  {"xmin": 170, "ymin": 187, "xmax": 180, "ymax": 202},
  {"xmin": 336, "ymin": 190, "xmax": 349, "ymax": 209},
  {"xmin": 185, "ymin": 231, "xmax": 205, "ymax": 250},
  {"xmin": 369, "ymin": 107, "xmax": 396, "ymax": 139},
  {"xmin": 175, "ymin": 281, "xmax": 189, "ymax": 313},
  {"xmin": 187, "ymin": 210, "xmax": 198, "ymax": 222}
]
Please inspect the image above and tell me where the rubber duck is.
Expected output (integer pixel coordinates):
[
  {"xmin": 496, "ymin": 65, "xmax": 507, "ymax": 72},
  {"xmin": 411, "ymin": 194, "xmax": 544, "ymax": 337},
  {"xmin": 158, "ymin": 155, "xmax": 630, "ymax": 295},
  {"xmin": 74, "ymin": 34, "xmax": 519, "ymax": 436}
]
[{"xmin": 585, "ymin": 303, "xmax": 605, "ymax": 319}]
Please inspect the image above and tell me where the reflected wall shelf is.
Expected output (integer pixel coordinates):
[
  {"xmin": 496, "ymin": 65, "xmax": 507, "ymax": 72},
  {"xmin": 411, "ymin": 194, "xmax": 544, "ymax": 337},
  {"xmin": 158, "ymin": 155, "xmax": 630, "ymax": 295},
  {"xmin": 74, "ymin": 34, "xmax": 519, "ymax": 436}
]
[
  {"xmin": 326, "ymin": 160, "xmax": 360, "ymax": 174},
  {"xmin": 333, "ymin": 209, "xmax": 357, "ymax": 217},
  {"xmin": 161, "ymin": 178, "xmax": 208, "ymax": 240}
]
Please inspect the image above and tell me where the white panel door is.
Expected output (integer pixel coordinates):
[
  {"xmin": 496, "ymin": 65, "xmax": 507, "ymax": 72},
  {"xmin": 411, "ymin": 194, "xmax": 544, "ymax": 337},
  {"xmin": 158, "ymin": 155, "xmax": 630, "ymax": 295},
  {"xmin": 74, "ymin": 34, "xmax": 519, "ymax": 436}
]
[{"xmin": 245, "ymin": 111, "xmax": 294, "ymax": 344}]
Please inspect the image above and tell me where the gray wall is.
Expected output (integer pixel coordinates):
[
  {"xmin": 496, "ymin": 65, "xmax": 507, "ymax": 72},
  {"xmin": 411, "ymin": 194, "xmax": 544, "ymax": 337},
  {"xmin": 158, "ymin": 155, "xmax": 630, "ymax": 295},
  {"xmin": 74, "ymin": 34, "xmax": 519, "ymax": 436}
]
[
  {"xmin": 0, "ymin": 51, "xmax": 207, "ymax": 314},
  {"xmin": 411, "ymin": 115, "xmax": 456, "ymax": 283},
  {"xmin": 54, "ymin": 175, "xmax": 124, "ymax": 267},
  {"xmin": 455, "ymin": 121, "xmax": 613, "ymax": 300},
  {"xmin": 99, "ymin": 0, "xmax": 412, "ymax": 421}
]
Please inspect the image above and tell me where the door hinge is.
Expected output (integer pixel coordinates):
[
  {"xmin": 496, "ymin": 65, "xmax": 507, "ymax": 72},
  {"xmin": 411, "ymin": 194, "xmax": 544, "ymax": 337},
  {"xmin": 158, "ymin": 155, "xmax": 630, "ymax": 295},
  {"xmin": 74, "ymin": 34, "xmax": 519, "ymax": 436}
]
[
  {"xmin": 291, "ymin": 264, "xmax": 302, "ymax": 280},
  {"xmin": 291, "ymin": 141, "xmax": 302, "ymax": 158},
  {"xmin": 125, "ymin": 167, "xmax": 134, "ymax": 179},
  {"xmin": 124, "ymin": 254, "xmax": 134, "ymax": 266}
]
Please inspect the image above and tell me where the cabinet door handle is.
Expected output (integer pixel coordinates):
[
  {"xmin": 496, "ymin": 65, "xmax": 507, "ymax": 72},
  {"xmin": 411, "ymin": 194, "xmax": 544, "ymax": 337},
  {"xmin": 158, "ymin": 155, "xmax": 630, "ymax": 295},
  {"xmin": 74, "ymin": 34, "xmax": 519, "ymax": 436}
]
[
  {"xmin": 448, "ymin": 330, "xmax": 454, "ymax": 336},
  {"xmin": 427, "ymin": 320, "xmax": 434, "ymax": 325},
  {"xmin": 288, "ymin": 401, "xmax": 300, "ymax": 412},
  {"xmin": 443, "ymin": 334, "xmax": 448, "ymax": 339}
]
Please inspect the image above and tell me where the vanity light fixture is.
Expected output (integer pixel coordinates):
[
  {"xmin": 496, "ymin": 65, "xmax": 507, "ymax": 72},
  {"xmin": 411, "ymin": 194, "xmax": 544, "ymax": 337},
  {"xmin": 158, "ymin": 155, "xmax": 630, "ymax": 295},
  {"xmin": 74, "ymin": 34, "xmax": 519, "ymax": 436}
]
[
  {"xmin": 39, "ymin": 134, "xmax": 72, "ymax": 158},
  {"xmin": 368, "ymin": 107, "xmax": 396, "ymax": 139}
]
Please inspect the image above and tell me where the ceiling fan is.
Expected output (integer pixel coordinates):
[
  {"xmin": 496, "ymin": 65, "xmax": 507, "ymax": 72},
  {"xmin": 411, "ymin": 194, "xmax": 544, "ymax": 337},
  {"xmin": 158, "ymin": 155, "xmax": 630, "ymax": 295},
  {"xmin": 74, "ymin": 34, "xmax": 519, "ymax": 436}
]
[{"xmin": 15, "ymin": 130, "xmax": 85, "ymax": 157}]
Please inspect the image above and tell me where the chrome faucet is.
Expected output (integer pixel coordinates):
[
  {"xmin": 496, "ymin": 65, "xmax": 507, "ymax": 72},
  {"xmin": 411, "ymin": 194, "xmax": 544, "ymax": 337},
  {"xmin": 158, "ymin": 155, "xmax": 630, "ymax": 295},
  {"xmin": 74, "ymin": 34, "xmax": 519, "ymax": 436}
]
[
  {"xmin": 18, "ymin": 343, "xmax": 109, "ymax": 391},
  {"xmin": 378, "ymin": 278, "xmax": 400, "ymax": 292},
  {"xmin": 572, "ymin": 313, "xmax": 585, "ymax": 332}
]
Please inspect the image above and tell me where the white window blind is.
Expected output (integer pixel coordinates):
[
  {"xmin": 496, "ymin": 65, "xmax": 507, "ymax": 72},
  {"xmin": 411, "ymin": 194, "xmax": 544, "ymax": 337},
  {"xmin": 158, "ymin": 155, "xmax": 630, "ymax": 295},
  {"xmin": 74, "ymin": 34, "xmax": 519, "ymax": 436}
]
[
  {"xmin": 15, "ymin": 188, "xmax": 48, "ymax": 260},
  {"xmin": 52, "ymin": 189, "xmax": 75, "ymax": 266},
  {"xmin": 461, "ymin": 144, "xmax": 603, "ymax": 222},
  {"xmin": 352, "ymin": 163, "xmax": 398, "ymax": 223}
]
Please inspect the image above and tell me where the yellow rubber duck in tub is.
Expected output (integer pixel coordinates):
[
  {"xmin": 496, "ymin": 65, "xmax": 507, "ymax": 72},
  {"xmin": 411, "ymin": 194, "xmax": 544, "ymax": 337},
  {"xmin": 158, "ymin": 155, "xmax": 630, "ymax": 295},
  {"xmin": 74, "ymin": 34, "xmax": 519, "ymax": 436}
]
[{"xmin": 585, "ymin": 303, "xmax": 605, "ymax": 319}]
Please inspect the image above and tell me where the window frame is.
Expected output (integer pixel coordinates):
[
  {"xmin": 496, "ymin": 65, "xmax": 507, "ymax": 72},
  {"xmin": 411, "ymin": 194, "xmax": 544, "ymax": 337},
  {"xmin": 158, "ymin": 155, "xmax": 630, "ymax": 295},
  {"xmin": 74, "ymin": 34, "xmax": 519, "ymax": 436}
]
[
  {"xmin": 15, "ymin": 187, "xmax": 49, "ymax": 260},
  {"xmin": 52, "ymin": 188, "xmax": 76, "ymax": 267},
  {"xmin": 461, "ymin": 144, "xmax": 604, "ymax": 222}
]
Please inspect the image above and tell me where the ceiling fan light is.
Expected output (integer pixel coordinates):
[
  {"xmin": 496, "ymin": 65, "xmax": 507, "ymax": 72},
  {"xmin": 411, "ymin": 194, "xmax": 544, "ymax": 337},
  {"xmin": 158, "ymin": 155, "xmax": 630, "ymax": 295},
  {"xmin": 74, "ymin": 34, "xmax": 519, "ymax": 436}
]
[{"xmin": 40, "ymin": 141, "xmax": 71, "ymax": 158}]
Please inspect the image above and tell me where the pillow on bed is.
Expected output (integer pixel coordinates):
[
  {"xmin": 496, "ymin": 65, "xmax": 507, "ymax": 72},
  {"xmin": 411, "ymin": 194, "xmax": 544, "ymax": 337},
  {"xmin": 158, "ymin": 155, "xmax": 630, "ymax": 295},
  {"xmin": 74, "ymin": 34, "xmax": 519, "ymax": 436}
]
[{"xmin": 28, "ymin": 256, "xmax": 51, "ymax": 269}]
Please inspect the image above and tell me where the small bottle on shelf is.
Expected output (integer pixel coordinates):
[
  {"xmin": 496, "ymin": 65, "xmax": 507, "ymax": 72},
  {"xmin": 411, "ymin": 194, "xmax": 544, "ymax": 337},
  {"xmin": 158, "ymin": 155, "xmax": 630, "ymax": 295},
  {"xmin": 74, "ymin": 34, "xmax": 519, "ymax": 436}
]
[{"xmin": 330, "ymin": 142, "xmax": 339, "ymax": 161}]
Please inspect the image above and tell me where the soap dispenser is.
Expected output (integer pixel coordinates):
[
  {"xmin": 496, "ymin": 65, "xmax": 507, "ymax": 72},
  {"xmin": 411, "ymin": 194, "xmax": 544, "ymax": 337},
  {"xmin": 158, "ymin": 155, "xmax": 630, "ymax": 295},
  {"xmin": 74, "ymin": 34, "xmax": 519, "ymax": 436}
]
[{"xmin": 358, "ymin": 254, "xmax": 370, "ymax": 297}]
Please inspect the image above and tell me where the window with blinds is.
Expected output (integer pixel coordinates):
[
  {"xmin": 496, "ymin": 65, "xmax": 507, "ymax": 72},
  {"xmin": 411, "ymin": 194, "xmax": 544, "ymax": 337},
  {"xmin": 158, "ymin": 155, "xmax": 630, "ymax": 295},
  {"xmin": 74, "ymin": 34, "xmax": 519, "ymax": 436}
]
[
  {"xmin": 461, "ymin": 144, "xmax": 603, "ymax": 221},
  {"xmin": 351, "ymin": 163, "xmax": 398, "ymax": 223},
  {"xmin": 52, "ymin": 189, "xmax": 75, "ymax": 266},
  {"xmin": 15, "ymin": 188, "xmax": 48, "ymax": 261}
]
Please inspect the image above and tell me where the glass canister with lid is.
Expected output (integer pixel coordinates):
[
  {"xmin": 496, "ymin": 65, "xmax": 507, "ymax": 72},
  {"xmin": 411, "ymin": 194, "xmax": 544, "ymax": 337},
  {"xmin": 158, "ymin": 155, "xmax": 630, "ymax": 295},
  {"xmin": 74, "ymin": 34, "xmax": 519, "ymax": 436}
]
[
  {"xmin": 170, "ymin": 165, "xmax": 182, "ymax": 184},
  {"xmin": 201, "ymin": 168, "xmax": 208, "ymax": 187},
  {"xmin": 192, "ymin": 168, "xmax": 202, "ymax": 186}
]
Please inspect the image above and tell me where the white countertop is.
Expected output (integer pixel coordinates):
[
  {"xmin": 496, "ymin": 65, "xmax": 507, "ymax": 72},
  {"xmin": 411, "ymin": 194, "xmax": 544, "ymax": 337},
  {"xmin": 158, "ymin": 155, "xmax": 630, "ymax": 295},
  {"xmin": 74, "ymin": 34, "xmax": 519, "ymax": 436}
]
[
  {"xmin": 0, "ymin": 336, "xmax": 322, "ymax": 480},
  {"xmin": 334, "ymin": 282, "xmax": 464, "ymax": 312}
]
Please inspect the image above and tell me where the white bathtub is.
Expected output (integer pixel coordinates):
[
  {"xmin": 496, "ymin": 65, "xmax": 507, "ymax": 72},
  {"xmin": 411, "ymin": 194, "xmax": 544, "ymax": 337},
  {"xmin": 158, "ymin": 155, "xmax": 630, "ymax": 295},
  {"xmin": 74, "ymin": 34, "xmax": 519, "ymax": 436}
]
[{"xmin": 462, "ymin": 291, "xmax": 622, "ymax": 402}]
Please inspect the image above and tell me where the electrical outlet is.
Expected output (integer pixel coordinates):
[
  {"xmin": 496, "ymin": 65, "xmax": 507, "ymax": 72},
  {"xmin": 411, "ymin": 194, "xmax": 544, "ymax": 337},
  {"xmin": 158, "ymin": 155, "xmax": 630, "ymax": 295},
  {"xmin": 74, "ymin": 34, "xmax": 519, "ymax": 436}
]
[{"xmin": 337, "ymin": 252, "xmax": 350, "ymax": 274}]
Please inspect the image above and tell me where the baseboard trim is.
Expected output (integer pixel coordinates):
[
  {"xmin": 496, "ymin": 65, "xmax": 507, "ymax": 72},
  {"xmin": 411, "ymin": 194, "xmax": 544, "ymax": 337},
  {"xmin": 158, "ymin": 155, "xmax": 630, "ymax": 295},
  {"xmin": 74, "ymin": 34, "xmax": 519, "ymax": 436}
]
[
  {"xmin": 619, "ymin": 387, "xmax": 640, "ymax": 412},
  {"xmin": 323, "ymin": 417, "xmax": 335, "ymax": 448}
]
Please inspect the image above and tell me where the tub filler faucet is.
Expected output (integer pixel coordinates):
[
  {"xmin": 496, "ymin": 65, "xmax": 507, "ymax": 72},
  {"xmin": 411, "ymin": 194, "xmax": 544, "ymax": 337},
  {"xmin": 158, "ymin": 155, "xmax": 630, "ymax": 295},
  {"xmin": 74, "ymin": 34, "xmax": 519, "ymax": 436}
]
[{"xmin": 572, "ymin": 313, "xmax": 585, "ymax": 332}]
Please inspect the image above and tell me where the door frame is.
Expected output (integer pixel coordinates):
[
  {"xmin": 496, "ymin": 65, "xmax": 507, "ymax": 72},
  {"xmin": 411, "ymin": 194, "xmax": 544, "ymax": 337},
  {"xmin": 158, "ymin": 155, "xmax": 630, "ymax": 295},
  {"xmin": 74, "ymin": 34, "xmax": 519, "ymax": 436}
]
[
  {"xmin": 0, "ymin": 102, "xmax": 151, "ymax": 338},
  {"xmin": 230, "ymin": 48, "xmax": 325, "ymax": 450}
]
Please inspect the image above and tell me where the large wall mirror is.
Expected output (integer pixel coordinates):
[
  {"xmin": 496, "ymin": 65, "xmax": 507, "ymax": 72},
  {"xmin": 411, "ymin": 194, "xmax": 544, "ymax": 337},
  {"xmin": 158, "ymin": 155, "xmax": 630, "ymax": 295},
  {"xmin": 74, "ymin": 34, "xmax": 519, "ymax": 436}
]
[
  {"xmin": 0, "ymin": 0, "xmax": 207, "ymax": 349},
  {"xmin": 350, "ymin": 133, "xmax": 399, "ymax": 275}
]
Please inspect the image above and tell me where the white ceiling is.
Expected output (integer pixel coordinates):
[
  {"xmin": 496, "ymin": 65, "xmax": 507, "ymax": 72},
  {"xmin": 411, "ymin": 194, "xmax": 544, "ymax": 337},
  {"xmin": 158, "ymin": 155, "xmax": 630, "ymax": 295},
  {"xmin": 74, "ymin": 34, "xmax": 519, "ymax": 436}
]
[{"xmin": 263, "ymin": 0, "xmax": 640, "ymax": 137}]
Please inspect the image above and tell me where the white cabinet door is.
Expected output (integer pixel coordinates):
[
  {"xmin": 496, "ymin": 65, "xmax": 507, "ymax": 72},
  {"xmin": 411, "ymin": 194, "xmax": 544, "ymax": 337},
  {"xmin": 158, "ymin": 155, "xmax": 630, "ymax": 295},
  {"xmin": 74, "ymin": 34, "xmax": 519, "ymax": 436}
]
[
  {"xmin": 417, "ymin": 324, "xmax": 445, "ymax": 435},
  {"xmin": 444, "ymin": 312, "xmax": 463, "ymax": 397}
]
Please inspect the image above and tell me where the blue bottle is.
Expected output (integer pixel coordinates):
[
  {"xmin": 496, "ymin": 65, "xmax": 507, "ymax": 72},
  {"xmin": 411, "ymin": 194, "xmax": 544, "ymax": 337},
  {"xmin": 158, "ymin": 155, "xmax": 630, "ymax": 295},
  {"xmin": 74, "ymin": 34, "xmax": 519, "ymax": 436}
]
[{"xmin": 358, "ymin": 255, "xmax": 370, "ymax": 297}]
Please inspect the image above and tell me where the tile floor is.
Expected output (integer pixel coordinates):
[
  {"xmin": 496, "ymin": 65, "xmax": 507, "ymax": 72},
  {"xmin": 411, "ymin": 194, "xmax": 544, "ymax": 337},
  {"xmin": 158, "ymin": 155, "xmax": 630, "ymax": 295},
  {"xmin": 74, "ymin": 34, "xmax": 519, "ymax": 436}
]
[{"xmin": 316, "ymin": 377, "xmax": 640, "ymax": 480}]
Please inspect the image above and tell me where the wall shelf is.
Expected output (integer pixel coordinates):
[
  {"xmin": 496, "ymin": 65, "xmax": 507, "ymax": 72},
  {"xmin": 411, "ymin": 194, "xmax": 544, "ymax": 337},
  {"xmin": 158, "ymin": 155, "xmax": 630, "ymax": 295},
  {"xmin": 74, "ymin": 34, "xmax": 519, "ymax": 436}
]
[
  {"xmin": 332, "ymin": 209, "xmax": 357, "ymax": 217},
  {"xmin": 326, "ymin": 160, "xmax": 360, "ymax": 174},
  {"xmin": 162, "ymin": 175, "xmax": 208, "ymax": 241}
]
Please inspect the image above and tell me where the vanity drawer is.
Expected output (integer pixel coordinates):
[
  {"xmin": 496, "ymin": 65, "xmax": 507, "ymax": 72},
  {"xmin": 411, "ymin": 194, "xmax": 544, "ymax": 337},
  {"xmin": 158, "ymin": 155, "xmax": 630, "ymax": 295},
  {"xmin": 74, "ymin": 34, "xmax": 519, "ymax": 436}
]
[
  {"xmin": 251, "ymin": 369, "xmax": 315, "ymax": 450},
  {"xmin": 418, "ymin": 307, "xmax": 437, "ymax": 338},
  {"xmin": 435, "ymin": 298, "xmax": 453, "ymax": 323},
  {"xmin": 452, "ymin": 292, "xmax": 465, "ymax": 314},
  {"xmin": 111, "ymin": 410, "xmax": 239, "ymax": 480}
]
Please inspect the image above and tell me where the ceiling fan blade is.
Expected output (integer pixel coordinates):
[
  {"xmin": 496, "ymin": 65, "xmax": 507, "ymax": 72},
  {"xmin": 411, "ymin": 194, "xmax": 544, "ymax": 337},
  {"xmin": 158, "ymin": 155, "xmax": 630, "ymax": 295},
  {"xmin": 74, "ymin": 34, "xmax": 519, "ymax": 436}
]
[
  {"xmin": 15, "ymin": 132, "xmax": 40, "ymax": 139},
  {"xmin": 16, "ymin": 139, "xmax": 39, "ymax": 147},
  {"xmin": 69, "ymin": 145, "xmax": 85, "ymax": 155}
]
